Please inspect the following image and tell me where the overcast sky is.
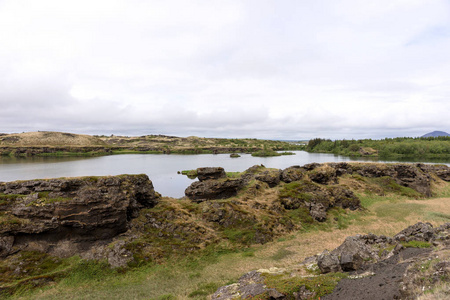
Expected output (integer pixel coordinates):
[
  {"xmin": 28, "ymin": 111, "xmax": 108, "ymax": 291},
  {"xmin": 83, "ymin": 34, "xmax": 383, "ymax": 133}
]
[{"xmin": 1, "ymin": 0, "xmax": 449, "ymax": 140}]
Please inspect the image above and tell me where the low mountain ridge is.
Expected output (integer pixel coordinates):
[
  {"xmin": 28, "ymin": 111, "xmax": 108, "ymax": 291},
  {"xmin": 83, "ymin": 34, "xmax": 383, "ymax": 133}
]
[{"xmin": 421, "ymin": 130, "xmax": 450, "ymax": 138}]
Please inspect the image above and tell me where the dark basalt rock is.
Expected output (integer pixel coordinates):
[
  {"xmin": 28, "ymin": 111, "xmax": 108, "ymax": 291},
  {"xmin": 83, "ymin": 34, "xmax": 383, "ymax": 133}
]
[
  {"xmin": 185, "ymin": 178, "xmax": 244, "ymax": 202},
  {"xmin": 394, "ymin": 222, "xmax": 434, "ymax": 242},
  {"xmin": 280, "ymin": 166, "xmax": 305, "ymax": 183},
  {"xmin": 417, "ymin": 163, "xmax": 450, "ymax": 182},
  {"xmin": 197, "ymin": 167, "xmax": 226, "ymax": 181},
  {"xmin": 0, "ymin": 174, "xmax": 160, "ymax": 258},
  {"xmin": 211, "ymin": 270, "xmax": 283, "ymax": 300},
  {"xmin": 349, "ymin": 163, "xmax": 432, "ymax": 196},
  {"xmin": 316, "ymin": 223, "xmax": 439, "ymax": 275},
  {"xmin": 254, "ymin": 169, "xmax": 282, "ymax": 187},
  {"xmin": 308, "ymin": 165, "xmax": 337, "ymax": 185},
  {"xmin": 0, "ymin": 146, "xmax": 112, "ymax": 156},
  {"xmin": 279, "ymin": 180, "xmax": 360, "ymax": 222}
]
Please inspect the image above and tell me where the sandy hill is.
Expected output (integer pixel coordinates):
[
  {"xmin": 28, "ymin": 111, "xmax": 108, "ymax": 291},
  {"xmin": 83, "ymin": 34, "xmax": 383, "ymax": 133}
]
[{"xmin": 0, "ymin": 131, "xmax": 106, "ymax": 146}]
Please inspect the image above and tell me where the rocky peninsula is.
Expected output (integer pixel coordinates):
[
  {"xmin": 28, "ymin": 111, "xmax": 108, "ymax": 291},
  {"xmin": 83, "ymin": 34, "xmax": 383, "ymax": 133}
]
[{"xmin": 0, "ymin": 131, "xmax": 300, "ymax": 156}]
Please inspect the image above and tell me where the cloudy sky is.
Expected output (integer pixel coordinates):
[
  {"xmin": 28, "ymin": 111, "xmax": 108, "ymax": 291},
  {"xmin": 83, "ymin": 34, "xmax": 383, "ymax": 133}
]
[{"xmin": 0, "ymin": 0, "xmax": 449, "ymax": 140}]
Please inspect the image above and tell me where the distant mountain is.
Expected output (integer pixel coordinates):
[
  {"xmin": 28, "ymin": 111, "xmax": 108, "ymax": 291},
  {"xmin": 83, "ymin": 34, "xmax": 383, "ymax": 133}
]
[{"xmin": 421, "ymin": 131, "xmax": 450, "ymax": 138}]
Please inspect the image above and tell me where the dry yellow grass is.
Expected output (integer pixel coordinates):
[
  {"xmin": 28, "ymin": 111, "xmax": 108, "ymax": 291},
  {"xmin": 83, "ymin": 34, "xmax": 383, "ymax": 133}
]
[{"xmin": 0, "ymin": 131, "xmax": 106, "ymax": 146}]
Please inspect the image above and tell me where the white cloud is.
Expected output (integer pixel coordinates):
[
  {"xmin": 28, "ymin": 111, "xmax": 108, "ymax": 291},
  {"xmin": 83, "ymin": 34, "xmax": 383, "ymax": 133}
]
[{"xmin": 0, "ymin": 0, "xmax": 449, "ymax": 139}]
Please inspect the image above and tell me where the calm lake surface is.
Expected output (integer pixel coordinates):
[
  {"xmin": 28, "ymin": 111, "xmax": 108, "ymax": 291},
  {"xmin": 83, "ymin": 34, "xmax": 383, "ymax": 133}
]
[{"xmin": 1, "ymin": 151, "xmax": 449, "ymax": 198}]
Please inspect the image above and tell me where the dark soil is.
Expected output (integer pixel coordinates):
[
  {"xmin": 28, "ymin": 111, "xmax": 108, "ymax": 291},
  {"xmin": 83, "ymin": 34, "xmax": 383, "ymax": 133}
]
[{"xmin": 322, "ymin": 248, "xmax": 431, "ymax": 300}]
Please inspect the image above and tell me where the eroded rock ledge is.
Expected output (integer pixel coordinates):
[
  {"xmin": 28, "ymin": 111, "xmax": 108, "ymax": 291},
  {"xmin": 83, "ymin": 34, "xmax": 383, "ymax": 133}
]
[
  {"xmin": 184, "ymin": 162, "xmax": 450, "ymax": 222},
  {"xmin": 0, "ymin": 174, "xmax": 159, "ymax": 258}
]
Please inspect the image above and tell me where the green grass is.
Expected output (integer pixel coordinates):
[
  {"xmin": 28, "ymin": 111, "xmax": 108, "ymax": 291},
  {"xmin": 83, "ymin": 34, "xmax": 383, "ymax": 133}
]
[
  {"xmin": 270, "ymin": 248, "xmax": 295, "ymax": 261},
  {"xmin": 374, "ymin": 202, "xmax": 425, "ymax": 222},
  {"xmin": 188, "ymin": 282, "xmax": 222, "ymax": 298},
  {"xmin": 370, "ymin": 177, "xmax": 422, "ymax": 198},
  {"xmin": 222, "ymin": 228, "xmax": 256, "ymax": 245},
  {"xmin": 0, "ymin": 252, "xmax": 76, "ymax": 298},
  {"xmin": 37, "ymin": 151, "xmax": 109, "ymax": 157},
  {"xmin": 251, "ymin": 150, "xmax": 282, "ymax": 157},
  {"xmin": 426, "ymin": 212, "xmax": 450, "ymax": 221},
  {"xmin": 280, "ymin": 151, "xmax": 295, "ymax": 155},
  {"xmin": 181, "ymin": 169, "xmax": 198, "ymax": 178},
  {"xmin": 112, "ymin": 150, "xmax": 163, "ymax": 155},
  {"xmin": 226, "ymin": 172, "xmax": 241, "ymax": 178}
]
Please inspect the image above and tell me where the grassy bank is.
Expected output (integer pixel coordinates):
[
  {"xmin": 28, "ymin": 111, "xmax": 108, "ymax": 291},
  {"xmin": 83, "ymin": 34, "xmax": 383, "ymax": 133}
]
[{"xmin": 306, "ymin": 136, "xmax": 450, "ymax": 159}]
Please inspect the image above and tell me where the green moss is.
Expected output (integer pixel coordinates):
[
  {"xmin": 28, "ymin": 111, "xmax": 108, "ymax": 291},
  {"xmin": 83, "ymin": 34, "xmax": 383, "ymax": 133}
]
[
  {"xmin": 222, "ymin": 228, "xmax": 256, "ymax": 245},
  {"xmin": 26, "ymin": 193, "xmax": 73, "ymax": 206},
  {"xmin": 378, "ymin": 244, "xmax": 396, "ymax": 257},
  {"xmin": 262, "ymin": 272, "xmax": 348, "ymax": 299},
  {"xmin": 179, "ymin": 201, "xmax": 201, "ymax": 214},
  {"xmin": 0, "ymin": 251, "xmax": 74, "ymax": 297},
  {"xmin": 401, "ymin": 240, "xmax": 432, "ymax": 248},
  {"xmin": 181, "ymin": 170, "xmax": 198, "ymax": 178},
  {"xmin": 0, "ymin": 193, "xmax": 24, "ymax": 205},
  {"xmin": 0, "ymin": 212, "xmax": 27, "ymax": 227},
  {"xmin": 282, "ymin": 207, "xmax": 314, "ymax": 226},
  {"xmin": 226, "ymin": 171, "xmax": 241, "ymax": 178}
]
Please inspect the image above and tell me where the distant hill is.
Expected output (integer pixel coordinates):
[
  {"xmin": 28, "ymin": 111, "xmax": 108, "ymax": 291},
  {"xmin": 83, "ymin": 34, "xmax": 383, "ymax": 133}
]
[
  {"xmin": 421, "ymin": 131, "xmax": 450, "ymax": 138},
  {"xmin": 0, "ymin": 131, "xmax": 106, "ymax": 146}
]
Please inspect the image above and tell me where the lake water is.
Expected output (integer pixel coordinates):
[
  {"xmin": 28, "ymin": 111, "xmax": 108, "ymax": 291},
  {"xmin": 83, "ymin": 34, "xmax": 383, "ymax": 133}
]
[{"xmin": 1, "ymin": 151, "xmax": 449, "ymax": 198}]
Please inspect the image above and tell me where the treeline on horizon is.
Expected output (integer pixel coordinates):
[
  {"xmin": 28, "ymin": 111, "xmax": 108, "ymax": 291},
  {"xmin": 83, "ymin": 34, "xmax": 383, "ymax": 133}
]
[{"xmin": 306, "ymin": 136, "xmax": 450, "ymax": 158}]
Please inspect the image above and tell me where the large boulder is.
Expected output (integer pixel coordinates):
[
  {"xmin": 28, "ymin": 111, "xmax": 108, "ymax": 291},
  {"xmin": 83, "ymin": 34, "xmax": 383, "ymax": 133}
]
[
  {"xmin": 279, "ymin": 180, "xmax": 361, "ymax": 222},
  {"xmin": 308, "ymin": 165, "xmax": 337, "ymax": 184},
  {"xmin": 254, "ymin": 169, "xmax": 281, "ymax": 187},
  {"xmin": 317, "ymin": 235, "xmax": 383, "ymax": 273},
  {"xmin": 197, "ymin": 167, "xmax": 226, "ymax": 181},
  {"xmin": 211, "ymin": 270, "xmax": 284, "ymax": 300},
  {"xmin": 0, "ymin": 174, "xmax": 160, "ymax": 257},
  {"xmin": 280, "ymin": 166, "xmax": 305, "ymax": 183},
  {"xmin": 394, "ymin": 222, "xmax": 434, "ymax": 242},
  {"xmin": 185, "ymin": 178, "xmax": 244, "ymax": 202}
]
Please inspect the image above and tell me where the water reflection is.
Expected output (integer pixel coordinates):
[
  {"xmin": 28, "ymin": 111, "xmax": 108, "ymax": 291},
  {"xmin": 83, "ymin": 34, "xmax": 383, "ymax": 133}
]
[{"xmin": 0, "ymin": 151, "xmax": 448, "ymax": 198}]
